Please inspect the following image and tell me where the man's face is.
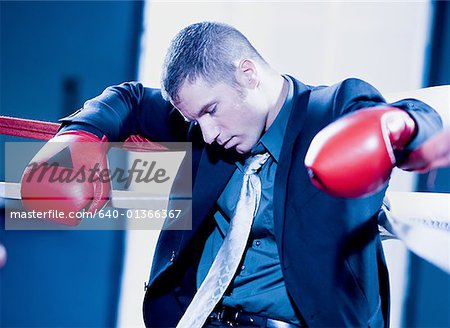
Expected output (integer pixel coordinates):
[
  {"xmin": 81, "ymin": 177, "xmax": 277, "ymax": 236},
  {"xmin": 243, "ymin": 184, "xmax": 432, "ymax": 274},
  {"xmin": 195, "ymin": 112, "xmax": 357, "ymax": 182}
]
[{"xmin": 173, "ymin": 76, "xmax": 267, "ymax": 154}]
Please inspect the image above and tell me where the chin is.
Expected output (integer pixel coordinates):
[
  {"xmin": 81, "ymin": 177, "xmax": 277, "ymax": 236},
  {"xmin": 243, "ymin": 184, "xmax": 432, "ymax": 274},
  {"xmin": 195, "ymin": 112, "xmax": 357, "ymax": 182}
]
[{"xmin": 235, "ymin": 144, "xmax": 251, "ymax": 154}]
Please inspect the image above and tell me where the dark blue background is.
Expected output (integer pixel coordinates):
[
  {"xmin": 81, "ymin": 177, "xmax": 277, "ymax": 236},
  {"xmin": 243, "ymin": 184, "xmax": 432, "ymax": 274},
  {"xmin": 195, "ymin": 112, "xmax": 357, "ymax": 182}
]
[{"xmin": 1, "ymin": 1, "xmax": 142, "ymax": 327}]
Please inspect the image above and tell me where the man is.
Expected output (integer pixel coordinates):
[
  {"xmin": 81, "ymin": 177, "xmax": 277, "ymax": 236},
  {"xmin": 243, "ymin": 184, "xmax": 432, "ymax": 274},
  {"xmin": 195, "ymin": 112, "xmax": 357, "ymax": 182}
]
[{"xmin": 22, "ymin": 22, "xmax": 442, "ymax": 327}]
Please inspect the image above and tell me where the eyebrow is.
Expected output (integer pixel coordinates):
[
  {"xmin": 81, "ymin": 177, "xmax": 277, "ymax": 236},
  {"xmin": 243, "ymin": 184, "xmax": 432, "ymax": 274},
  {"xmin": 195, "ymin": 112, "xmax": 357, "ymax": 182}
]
[
  {"xmin": 197, "ymin": 100, "xmax": 216, "ymax": 118},
  {"xmin": 174, "ymin": 100, "xmax": 216, "ymax": 123}
]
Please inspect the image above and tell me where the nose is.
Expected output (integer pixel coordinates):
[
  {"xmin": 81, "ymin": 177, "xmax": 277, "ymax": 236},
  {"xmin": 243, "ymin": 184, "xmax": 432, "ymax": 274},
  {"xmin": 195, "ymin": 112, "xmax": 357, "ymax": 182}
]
[{"xmin": 198, "ymin": 116, "xmax": 218, "ymax": 144}]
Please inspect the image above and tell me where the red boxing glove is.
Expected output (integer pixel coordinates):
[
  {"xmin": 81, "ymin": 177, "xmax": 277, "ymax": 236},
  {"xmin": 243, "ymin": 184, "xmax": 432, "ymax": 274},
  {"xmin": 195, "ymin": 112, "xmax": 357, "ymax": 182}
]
[
  {"xmin": 21, "ymin": 130, "xmax": 110, "ymax": 225},
  {"xmin": 304, "ymin": 107, "xmax": 416, "ymax": 198}
]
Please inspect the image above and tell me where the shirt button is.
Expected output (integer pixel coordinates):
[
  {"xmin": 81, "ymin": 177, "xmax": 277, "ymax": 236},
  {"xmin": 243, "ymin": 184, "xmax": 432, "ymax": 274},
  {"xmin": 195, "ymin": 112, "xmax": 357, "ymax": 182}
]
[
  {"xmin": 170, "ymin": 250, "xmax": 176, "ymax": 262},
  {"xmin": 241, "ymin": 265, "xmax": 245, "ymax": 271},
  {"xmin": 255, "ymin": 240, "xmax": 261, "ymax": 247}
]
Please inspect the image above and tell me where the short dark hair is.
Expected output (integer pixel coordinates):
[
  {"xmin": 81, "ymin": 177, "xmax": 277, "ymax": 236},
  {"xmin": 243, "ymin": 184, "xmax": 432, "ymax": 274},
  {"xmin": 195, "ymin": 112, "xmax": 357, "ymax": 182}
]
[{"xmin": 161, "ymin": 22, "xmax": 267, "ymax": 103}]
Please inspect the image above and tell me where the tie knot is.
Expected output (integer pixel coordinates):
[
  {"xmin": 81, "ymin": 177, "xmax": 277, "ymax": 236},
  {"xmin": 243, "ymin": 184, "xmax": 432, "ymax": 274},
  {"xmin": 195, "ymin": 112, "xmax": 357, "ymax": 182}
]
[{"xmin": 243, "ymin": 152, "xmax": 270, "ymax": 175}]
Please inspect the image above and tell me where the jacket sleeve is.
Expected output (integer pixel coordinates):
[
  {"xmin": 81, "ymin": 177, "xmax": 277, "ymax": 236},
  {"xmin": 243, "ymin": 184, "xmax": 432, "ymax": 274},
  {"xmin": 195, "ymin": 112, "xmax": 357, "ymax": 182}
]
[
  {"xmin": 58, "ymin": 81, "xmax": 188, "ymax": 142},
  {"xmin": 333, "ymin": 78, "xmax": 443, "ymax": 159}
]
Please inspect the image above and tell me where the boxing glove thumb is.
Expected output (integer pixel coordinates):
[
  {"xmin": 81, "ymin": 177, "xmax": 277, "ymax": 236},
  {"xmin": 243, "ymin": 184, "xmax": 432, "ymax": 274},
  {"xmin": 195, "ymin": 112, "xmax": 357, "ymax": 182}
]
[
  {"xmin": 305, "ymin": 107, "xmax": 416, "ymax": 198},
  {"xmin": 20, "ymin": 130, "xmax": 110, "ymax": 225}
]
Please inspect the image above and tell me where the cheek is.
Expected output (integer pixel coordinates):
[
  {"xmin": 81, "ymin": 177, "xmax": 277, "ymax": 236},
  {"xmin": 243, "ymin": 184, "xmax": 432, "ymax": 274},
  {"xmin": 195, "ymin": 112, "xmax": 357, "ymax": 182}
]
[
  {"xmin": 224, "ymin": 100, "xmax": 263, "ymax": 135},
  {"xmin": 219, "ymin": 103, "xmax": 246, "ymax": 130},
  {"xmin": 234, "ymin": 114, "xmax": 254, "ymax": 133}
]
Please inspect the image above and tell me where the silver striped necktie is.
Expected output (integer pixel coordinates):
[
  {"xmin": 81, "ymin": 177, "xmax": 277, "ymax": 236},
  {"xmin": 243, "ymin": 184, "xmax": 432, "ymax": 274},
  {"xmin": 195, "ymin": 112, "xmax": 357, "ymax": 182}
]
[{"xmin": 176, "ymin": 152, "xmax": 270, "ymax": 328}]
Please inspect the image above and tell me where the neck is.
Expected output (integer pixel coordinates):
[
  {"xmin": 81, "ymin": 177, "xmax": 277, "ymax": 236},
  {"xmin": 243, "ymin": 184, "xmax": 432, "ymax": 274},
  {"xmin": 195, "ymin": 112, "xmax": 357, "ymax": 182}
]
[{"xmin": 264, "ymin": 74, "xmax": 289, "ymax": 131}]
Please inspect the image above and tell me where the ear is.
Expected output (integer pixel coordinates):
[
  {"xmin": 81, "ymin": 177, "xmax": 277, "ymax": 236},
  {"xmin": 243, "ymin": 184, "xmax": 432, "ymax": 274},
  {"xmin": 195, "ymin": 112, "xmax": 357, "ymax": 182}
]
[{"xmin": 236, "ymin": 59, "xmax": 259, "ymax": 89}]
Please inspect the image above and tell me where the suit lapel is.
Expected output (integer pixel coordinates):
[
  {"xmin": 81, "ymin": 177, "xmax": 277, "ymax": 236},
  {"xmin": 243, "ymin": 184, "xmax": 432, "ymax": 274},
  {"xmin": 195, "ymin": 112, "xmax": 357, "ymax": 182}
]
[
  {"xmin": 273, "ymin": 78, "xmax": 311, "ymax": 258},
  {"xmin": 179, "ymin": 145, "xmax": 237, "ymax": 251}
]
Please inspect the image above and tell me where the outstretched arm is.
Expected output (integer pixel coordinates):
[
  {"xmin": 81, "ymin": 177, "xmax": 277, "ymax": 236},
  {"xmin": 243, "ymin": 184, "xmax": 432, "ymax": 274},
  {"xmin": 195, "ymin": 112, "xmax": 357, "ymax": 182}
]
[
  {"xmin": 305, "ymin": 79, "xmax": 443, "ymax": 198},
  {"xmin": 58, "ymin": 82, "xmax": 187, "ymax": 142}
]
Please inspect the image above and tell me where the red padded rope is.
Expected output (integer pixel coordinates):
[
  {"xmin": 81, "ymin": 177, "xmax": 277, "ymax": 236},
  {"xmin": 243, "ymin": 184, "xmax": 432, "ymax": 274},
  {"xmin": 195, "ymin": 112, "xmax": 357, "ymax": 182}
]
[
  {"xmin": 0, "ymin": 115, "xmax": 167, "ymax": 151},
  {"xmin": 0, "ymin": 116, "xmax": 58, "ymax": 141}
]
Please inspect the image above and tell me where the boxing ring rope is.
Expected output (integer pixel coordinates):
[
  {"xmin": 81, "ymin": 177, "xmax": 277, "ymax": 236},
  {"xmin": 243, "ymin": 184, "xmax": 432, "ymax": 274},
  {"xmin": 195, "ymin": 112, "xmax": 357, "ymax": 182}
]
[
  {"xmin": 0, "ymin": 116, "xmax": 59, "ymax": 140},
  {"xmin": 0, "ymin": 115, "xmax": 167, "ymax": 152}
]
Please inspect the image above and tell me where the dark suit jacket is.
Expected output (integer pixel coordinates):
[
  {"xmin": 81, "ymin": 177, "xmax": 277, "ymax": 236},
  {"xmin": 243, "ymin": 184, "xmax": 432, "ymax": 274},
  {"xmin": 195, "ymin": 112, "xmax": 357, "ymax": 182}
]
[{"xmin": 60, "ymin": 77, "xmax": 442, "ymax": 327}]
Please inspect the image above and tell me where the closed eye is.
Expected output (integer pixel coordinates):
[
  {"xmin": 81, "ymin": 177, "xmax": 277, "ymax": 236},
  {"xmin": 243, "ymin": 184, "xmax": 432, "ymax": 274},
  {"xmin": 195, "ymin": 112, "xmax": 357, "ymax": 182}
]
[{"xmin": 208, "ymin": 104, "xmax": 217, "ymax": 115}]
